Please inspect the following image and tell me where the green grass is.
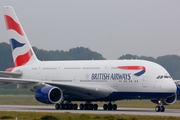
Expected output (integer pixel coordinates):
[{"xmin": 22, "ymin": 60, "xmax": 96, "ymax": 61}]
[
  {"xmin": 0, "ymin": 88, "xmax": 33, "ymax": 95},
  {"xmin": 0, "ymin": 111, "xmax": 179, "ymax": 120}
]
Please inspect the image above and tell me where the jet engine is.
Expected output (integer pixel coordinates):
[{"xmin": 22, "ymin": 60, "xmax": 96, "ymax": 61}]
[
  {"xmin": 176, "ymin": 85, "xmax": 180, "ymax": 100},
  {"xmin": 35, "ymin": 86, "xmax": 63, "ymax": 104},
  {"xmin": 151, "ymin": 93, "xmax": 176, "ymax": 105}
]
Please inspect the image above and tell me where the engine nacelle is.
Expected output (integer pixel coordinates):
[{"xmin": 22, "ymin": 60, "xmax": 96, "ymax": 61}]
[
  {"xmin": 151, "ymin": 93, "xmax": 176, "ymax": 105},
  {"xmin": 163, "ymin": 93, "xmax": 177, "ymax": 105},
  {"xmin": 176, "ymin": 85, "xmax": 180, "ymax": 100},
  {"xmin": 35, "ymin": 86, "xmax": 63, "ymax": 104}
]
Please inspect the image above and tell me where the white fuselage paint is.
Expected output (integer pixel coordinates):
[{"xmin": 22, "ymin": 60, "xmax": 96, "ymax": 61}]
[{"xmin": 12, "ymin": 59, "xmax": 176, "ymax": 101}]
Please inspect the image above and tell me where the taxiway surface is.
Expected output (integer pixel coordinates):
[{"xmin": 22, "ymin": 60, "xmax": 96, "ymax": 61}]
[{"xmin": 0, "ymin": 105, "xmax": 180, "ymax": 116}]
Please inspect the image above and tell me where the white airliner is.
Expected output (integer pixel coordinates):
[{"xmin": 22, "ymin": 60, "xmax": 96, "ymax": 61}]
[{"xmin": 0, "ymin": 6, "xmax": 177, "ymax": 112}]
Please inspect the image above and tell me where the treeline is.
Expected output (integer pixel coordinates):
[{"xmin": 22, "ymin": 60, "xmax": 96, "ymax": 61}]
[
  {"xmin": 0, "ymin": 42, "xmax": 105, "ymax": 71},
  {"xmin": 0, "ymin": 42, "xmax": 180, "ymax": 79}
]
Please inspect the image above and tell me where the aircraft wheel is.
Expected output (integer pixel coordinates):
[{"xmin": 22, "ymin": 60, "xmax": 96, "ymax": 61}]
[
  {"xmin": 64, "ymin": 104, "xmax": 69, "ymax": 109},
  {"xmin": 155, "ymin": 106, "xmax": 160, "ymax": 112},
  {"xmin": 80, "ymin": 103, "xmax": 84, "ymax": 110},
  {"xmin": 86, "ymin": 104, "xmax": 91, "ymax": 110},
  {"xmin": 84, "ymin": 104, "xmax": 88, "ymax": 110},
  {"xmin": 160, "ymin": 106, "xmax": 165, "ymax": 112},
  {"xmin": 108, "ymin": 103, "xmax": 112, "ymax": 110},
  {"xmin": 70, "ymin": 103, "xmax": 73, "ymax": 110},
  {"xmin": 93, "ymin": 104, "xmax": 98, "ymax": 110},
  {"xmin": 112, "ymin": 104, "xmax": 117, "ymax": 110},
  {"xmin": 103, "ymin": 104, "xmax": 108, "ymax": 110},
  {"xmin": 89, "ymin": 104, "xmax": 93, "ymax": 110},
  {"xmin": 59, "ymin": 103, "xmax": 64, "ymax": 110},
  {"xmin": 73, "ymin": 104, "xmax": 78, "ymax": 110},
  {"xmin": 55, "ymin": 103, "xmax": 60, "ymax": 110}
]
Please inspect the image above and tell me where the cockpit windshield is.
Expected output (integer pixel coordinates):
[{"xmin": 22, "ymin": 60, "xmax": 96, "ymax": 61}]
[{"xmin": 156, "ymin": 75, "xmax": 172, "ymax": 79}]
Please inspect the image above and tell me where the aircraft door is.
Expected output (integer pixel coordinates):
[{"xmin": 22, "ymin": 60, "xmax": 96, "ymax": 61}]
[{"xmin": 142, "ymin": 76, "xmax": 148, "ymax": 87}]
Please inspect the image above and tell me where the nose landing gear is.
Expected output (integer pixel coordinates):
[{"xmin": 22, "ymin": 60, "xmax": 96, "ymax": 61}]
[{"xmin": 155, "ymin": 100, "xmax": 165, "ymax": 112}]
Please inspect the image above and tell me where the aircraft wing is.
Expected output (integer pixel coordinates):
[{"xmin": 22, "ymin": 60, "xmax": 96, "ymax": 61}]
[
  {"xmin": 0, "ymin": 77, "xmax": 113, "ymax": 99},
  {"xmin": 46, "ymin": 81, "xmax": 113, "ymax": 99}
]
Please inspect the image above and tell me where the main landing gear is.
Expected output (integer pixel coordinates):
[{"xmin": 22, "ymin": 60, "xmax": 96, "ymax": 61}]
[
  {"xmin": 55, "ymin": 102, "xmax": 98, "ymax": 110},
  {"xmin": 155, "ymin": 100, "xmax": 165, "ymax": 112},
  {"xmin": 55, "ymin": 101, "xmax": 117, "ymax": 110},
  {"xmin": 103, "ymin": 102, "xmax": 117, "ymax": 110},
  {"xmin": 79, "ymin": 103, "xmax": 98, "ymax": 110},
  {"xmin": 55, "ymin": 102, "xmax": 78, "ymax": 110}
]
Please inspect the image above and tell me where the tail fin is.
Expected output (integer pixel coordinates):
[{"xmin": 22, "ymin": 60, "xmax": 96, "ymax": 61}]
[{"xmin": 3, "ymin": 6, "xmax": 39, "ymax": 67}]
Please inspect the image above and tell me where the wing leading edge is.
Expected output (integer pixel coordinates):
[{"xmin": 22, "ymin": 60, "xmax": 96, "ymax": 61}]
[{"xmin": 0, "ymin": 77, "xmax": 113, "ymax": 99}]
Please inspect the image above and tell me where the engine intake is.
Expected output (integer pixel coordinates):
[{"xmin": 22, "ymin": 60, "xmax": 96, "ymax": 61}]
[{"xmin": 35, "ymin": 86, "xmax": 63, "ymax": 104}]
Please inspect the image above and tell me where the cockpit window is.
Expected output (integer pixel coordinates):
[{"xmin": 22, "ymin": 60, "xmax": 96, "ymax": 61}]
[
  {"xmin": 156, "ymin": 75, "xmax": 172, "ymax": 79},
  {"xmin": 156, "ymin": 75, "xmax": 160, "ymax": 79},
  {"xmin": 164, "ymin": 76, "xmax": 169, "ymax": 78}
]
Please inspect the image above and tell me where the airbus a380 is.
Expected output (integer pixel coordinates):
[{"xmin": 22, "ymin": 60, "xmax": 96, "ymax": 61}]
[{"xmin": 0, "ymin": 6, "xmax": 177, "ymax": 112}]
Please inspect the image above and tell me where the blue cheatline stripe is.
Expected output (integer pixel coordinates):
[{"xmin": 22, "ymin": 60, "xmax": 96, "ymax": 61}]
[
  {"xmin": 10, "ymin": 38, "xmax": 25, "ymax": 50},
  {"xmin": 134, "ymin": 70, "xmax": 145, "ymax": 76},
  {"xmin": 64, "ymin": 92, "xmax": 175, "ymax": 101}
]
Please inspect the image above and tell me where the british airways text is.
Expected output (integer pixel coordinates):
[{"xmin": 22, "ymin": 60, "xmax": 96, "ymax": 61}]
[{"xmin": 91, "ymin": 73, "xmax": 131, "ymax": 80}]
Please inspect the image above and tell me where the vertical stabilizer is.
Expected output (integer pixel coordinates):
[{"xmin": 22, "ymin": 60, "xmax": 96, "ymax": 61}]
[{"xmin": 3, "ymin": 6, "xmax": 39, "ymax": 67}]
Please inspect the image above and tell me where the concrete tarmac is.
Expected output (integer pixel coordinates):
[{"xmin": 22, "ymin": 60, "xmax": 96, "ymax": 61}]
[{"xmin": 0, "ymin": 105, "xmax": 180, "ymax": 116}]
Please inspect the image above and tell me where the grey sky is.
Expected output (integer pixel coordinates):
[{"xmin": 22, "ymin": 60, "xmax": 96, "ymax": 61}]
[{"xmin": 0, "ymin": 0, "xmax": 180, "ymax": 59}]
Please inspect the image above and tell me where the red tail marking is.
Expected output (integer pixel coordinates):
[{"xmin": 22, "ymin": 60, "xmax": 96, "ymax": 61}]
[{"xmin": 4, "ymin": 15, "xmax": 23, "ymax": 35}]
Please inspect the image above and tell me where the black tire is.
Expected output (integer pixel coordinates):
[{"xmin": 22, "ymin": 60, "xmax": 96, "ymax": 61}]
[
  {"xmin": 84, "ymin": 104, "xmax": 88, "ymax": 110},
  {"xmin": 80, "ymin": 103, "xmax": 84, "ymax": 110},
  {"xmin": 160, "ymin": 106, "xmax": 165, "ymax": 112},
  {"xmin": 103, "ymin": 104, "xmax": 108, "ymax": 110},
  {"xmin": 73, "ymin": 104, "xmax": 78, "ymax": 110},
  {"xmin": 55, "ymin": 104, "xmax": 60, "ymax": 110},
  {"xmin": 155, "ymin": 106, "xmax": 160, "ymax": 112},
  {"xmin": 93, "ymin": 104, "xmax": 98, "ymax": 110},
  {"xmin": 90, "ymin": 104, "xmax": 93, "ymax": 110},
  {"xmin": 70, "ymin": 104, "xmax": 73, "ymax": 110},
  {"xmin": 59, "ymin": 103, "xmax": 64, "ymax": 110},
  {"xmin": 64, "ymin": 104, "xmax": 68, "ymax": 109},
  {"xmin": 112, "ymin": 104, "xmax": 117, "ymax": 110},
  {"xmin": 107, "ymin": 103, "xmax": 112, "ymax": 110}
]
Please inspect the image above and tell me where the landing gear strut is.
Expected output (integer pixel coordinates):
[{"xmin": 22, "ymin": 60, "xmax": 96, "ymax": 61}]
[{"xmin": 155, "ymin": 100, "xmax": 165, "ymax": 112}]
